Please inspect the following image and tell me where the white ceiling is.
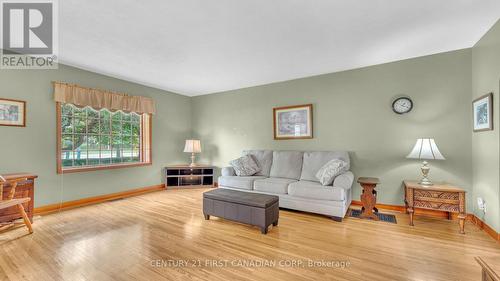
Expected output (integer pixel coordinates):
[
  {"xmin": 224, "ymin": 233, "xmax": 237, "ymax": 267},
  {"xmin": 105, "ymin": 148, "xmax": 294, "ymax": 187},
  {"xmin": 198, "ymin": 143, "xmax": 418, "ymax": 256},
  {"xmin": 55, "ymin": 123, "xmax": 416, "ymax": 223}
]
[{"xmin": 60, "ymin": 0, "xmax": 500, "ymax": 96}]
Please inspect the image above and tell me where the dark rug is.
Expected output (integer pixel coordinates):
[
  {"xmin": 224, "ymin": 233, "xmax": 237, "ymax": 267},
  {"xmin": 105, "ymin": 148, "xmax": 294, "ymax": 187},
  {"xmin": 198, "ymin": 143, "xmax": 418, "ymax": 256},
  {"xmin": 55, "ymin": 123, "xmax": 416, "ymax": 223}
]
[{"xmin": 349, "ymin": 209, "xmax": 397, "ymax": 224}]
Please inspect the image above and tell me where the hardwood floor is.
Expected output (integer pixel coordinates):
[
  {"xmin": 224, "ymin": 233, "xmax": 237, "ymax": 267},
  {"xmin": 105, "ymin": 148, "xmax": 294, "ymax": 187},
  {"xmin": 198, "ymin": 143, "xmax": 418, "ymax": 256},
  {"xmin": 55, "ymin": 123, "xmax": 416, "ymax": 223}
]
[{"xmin": 0, "ymin": 188, "xmax": 499, "ymax": 281}]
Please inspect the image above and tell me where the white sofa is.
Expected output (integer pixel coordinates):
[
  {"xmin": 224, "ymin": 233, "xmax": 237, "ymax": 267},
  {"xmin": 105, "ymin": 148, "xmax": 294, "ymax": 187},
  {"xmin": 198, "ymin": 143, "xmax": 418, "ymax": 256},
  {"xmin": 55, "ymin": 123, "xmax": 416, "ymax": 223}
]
[{"xmin": 218, "ymin": 150, "xmax": 354, "ymax": 221}]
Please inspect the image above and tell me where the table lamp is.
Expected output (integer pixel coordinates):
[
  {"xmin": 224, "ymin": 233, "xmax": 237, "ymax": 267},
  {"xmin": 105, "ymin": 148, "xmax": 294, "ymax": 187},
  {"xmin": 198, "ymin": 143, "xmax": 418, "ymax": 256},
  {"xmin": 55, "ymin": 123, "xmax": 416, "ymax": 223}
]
[
  {"xmin": 406, "ymin": 138, "xmax": 445, "ymax": 186},
  {"xmin": 184, "ymin": 140, "xmax": 201, "ymax": 167}
]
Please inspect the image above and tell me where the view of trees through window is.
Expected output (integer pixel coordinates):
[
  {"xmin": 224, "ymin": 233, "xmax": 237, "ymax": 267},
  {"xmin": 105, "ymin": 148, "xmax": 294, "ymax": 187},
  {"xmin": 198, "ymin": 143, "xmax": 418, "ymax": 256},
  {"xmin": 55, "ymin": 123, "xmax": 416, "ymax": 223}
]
[{"xmin": 60, "ymin": 103, "xmax": 142, "ymax": 168}]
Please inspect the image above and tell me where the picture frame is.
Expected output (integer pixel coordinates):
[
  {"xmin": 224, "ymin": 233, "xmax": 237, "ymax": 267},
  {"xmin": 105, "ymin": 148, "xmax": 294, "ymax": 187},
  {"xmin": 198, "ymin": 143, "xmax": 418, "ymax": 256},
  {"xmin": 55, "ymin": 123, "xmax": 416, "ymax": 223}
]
[
  {"xmin": 273, "ymin": 104, "xmax": 313, "ymax": 140},
  {"xmin": 0, "ymin": 98, "xmax": 26, "ymax": 127},
  {"xmin": 472, "ymin": 93, "xmax": 493, "ymax": 132}
]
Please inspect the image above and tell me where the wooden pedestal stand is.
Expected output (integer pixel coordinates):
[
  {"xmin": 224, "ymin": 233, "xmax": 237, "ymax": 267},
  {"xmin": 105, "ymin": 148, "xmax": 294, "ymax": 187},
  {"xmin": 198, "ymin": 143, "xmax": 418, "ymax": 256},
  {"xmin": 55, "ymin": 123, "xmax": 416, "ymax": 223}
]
[{"xmin": 357, "ymin": 177, "xmax": 380, "ymax": 221}]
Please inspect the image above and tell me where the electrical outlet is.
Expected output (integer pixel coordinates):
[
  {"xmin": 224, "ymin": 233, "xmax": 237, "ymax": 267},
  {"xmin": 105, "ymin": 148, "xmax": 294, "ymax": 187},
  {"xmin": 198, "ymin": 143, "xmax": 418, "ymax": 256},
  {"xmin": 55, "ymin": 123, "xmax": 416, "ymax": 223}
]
[{"xmin": 477, "ymin": 197, "xmax": 486, "ymax": 213}]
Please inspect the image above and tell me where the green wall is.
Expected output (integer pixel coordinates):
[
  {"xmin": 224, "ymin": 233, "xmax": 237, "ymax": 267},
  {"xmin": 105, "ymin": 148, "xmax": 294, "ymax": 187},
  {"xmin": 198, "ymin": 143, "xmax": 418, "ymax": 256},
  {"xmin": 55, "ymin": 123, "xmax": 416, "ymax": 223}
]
[
  {"xmin": 2, "ymin": 24, "xmax": 499, "ymax": 230},
  {"xmin": 472, "ymin": 19, "xmax": 500, "ymax": 232},
  {"xmin": 0, "ymin": 64, "xmax": 192, "ymax": 207},
  {"xmin": 192, "ymin": 50, "xmax": 473, "ymax": 207}
]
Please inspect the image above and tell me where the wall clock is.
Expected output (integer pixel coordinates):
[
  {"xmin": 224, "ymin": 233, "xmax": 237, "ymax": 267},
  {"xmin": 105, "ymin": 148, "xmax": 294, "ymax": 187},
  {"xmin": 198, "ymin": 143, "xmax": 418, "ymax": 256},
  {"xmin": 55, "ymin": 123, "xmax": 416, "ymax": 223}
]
[{"xmin": 392, "ymin": 97, "xmax": 413, "ymax": 114}]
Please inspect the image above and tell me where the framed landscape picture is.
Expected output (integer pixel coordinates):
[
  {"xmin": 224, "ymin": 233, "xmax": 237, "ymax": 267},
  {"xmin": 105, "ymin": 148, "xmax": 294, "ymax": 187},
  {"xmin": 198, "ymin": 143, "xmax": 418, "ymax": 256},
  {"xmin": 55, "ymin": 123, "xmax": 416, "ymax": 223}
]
[
  {"xmin": 472, "ymin": 93, "xmax": 493, "ymax": 132},
  {"xmin": 0, "ymin": 98, "xmax": 26, "ymax": 127},
  {"xmin": 273, "ymin": 104, "xmax": 313, "ymax": 140}
]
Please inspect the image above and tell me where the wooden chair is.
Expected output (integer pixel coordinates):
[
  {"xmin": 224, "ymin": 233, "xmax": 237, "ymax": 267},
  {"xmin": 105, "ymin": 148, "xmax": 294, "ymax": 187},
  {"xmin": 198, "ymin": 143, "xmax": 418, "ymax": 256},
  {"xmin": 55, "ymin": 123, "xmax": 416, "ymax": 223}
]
[{"xmin": 0, "ymin": 177, "xmax": 33, "ymax": 234}]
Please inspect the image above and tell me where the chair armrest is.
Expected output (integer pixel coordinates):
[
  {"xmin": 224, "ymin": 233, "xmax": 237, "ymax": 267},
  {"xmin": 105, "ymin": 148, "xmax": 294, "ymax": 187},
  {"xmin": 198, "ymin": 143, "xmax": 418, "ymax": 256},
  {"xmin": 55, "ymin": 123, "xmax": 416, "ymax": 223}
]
[
  {"xmin": 333, "ymin": 171, "xmax": 354, "ymax": 190},
  {"xmin": 221, "ymin": 166, "xmax": 236, "ymax": 177}
]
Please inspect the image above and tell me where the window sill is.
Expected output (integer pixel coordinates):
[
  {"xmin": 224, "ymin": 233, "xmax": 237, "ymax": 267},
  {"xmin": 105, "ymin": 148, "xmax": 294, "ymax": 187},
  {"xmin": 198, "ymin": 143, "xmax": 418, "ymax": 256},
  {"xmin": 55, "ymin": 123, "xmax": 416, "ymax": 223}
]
[{"xmin": 58, "ymin": 162, "xmax": 152, "ymax": 174}]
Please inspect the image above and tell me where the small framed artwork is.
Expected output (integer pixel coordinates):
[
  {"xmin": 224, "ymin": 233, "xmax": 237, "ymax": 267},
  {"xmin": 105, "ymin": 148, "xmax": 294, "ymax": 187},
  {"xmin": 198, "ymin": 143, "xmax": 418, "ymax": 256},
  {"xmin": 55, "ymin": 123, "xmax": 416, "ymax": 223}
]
[
  {"xmin": 0, "ymin": 98, "xmax": 26, "ymax": 127},
  {"xmin": 273, "ymin": 104, "xmax": 313, "ymax": 140},
  {"xmin": 472, "ymin": 93, "xmax": 493, "ymax": 132}
]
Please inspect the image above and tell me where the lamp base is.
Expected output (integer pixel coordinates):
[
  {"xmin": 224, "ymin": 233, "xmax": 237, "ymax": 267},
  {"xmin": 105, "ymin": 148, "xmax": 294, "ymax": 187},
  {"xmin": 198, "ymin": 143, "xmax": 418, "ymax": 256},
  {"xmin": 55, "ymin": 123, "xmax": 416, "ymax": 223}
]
[
  {"xmin": 189, "ymin": 153, "xmax": 197, "ymax": 167},
  {"xmin": 419, "ymin": 161, "xmax": 433, "ymax": 186},
  {"xmin": 419, "ymin": 178, "xmax": 433, "ymax": 186}
]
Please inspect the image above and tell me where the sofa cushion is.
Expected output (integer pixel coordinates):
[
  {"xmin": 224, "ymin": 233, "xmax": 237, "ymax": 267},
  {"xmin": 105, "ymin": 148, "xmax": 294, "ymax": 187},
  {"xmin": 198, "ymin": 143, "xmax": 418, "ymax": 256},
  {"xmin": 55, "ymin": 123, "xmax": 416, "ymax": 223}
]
[
  {"xmin": 229, "ymin": 155, "xmax": 261, "ymax": 176},
  {"xmin": 315, "ymin": 159, "xmax": 349, "ymax": 186},
  {"xmin": 254, "ymin": 177, "xmax": 296, "ymax": 195},
  {"xmin": 269, "ymin": 151, "xmax": 303, "ymax": 180},
  {"xmin": 288, "ymin": 180, "xmax": 345, "ymax": 201},
  {"xmin": 242, "ymin": 150, "xmax": 273, "ymax": 177},
  {"xmin": 300, "ymin": 151, "xmax": 350, "ymax": 182},
  {"xmin": 218, "ymin": 176, "xmax": 266, "ymax": 190},
  {"xmin": 221, "ymin": 166, "xmax": 236, "ymax": 177}
]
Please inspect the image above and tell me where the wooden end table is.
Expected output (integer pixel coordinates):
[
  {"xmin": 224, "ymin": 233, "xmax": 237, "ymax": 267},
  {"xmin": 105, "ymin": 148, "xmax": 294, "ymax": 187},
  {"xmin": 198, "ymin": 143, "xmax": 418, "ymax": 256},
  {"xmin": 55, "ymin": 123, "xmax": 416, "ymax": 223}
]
[
  {"xmin": 475, "ymin": 256, "xmax": 500, "ymax": 281},
  {"xmin": 0, "ymin": 173, "xmax": 37, "ymax": 224},
  {"xmin": 404, "ymin": 180, "xmax": 466, "ymax": 234},
  {"xmin": 357, "ymin": 177, "xmax": 380, "ymax": 221}
]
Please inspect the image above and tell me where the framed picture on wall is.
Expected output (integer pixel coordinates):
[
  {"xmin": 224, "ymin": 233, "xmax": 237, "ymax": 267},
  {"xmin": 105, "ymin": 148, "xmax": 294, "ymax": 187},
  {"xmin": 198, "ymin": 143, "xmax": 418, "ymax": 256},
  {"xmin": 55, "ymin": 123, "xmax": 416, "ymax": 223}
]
[
  {"xmin": 0, "ymin": 98, "xmax": 26, "ymax": 127},
  {"xmin": 472, "ymin": 93, "xmax": 493, "ymax": 132},
  {"xmin": 273, "ymin": 104, "xmax": 313, "ymax": 140}
]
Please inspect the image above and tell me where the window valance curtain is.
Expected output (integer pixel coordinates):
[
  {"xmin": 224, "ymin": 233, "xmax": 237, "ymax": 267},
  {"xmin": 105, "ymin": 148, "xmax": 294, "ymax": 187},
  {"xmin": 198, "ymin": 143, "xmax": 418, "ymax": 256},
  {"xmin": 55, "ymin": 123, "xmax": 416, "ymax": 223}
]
[{"xmin": 53, "ymin": 82, "xmax": 156, "ymax": 114}]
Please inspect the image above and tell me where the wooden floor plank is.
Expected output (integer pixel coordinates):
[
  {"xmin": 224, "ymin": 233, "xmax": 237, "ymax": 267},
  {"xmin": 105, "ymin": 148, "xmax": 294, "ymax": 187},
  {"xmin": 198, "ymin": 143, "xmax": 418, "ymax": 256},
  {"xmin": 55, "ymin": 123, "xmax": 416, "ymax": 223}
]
[{"xmin": 0, "ymin": 188, "xmax": 499, "ymax": 281}]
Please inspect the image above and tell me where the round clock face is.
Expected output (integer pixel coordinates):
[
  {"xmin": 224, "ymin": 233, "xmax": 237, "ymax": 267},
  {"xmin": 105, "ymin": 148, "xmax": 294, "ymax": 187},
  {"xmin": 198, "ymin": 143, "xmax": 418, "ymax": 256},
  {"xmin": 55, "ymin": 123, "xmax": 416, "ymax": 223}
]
[{"xmin": 392, "ymin": 97, "xmax": 413, "ymax": 114}]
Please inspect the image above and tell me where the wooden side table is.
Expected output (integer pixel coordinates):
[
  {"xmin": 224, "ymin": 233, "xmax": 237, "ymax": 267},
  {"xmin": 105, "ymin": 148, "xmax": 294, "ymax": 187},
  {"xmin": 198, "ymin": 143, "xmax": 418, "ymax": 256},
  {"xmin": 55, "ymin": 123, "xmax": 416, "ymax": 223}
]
[
  {"xmin": 0, "ymin": 173, "xmax": 37, "ymax": 224},
  {"xmin": 357, "ymin": 177, "xmax": 380, "ymax": 221},
  {"xmin": 404, "ymin": 180, "xmax": 466, "ymax": 234},
  {"xmin": 475, "ymin": 256, "xmax": 500, "ymax": 281}
]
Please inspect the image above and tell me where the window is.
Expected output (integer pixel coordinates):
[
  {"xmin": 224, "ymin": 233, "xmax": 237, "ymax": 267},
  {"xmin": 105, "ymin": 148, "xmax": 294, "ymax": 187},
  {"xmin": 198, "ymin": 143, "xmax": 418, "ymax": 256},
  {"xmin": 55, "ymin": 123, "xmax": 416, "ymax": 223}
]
[{"xmin": 57, "ymin": 103, "xmax": 151, "ymax": 173}]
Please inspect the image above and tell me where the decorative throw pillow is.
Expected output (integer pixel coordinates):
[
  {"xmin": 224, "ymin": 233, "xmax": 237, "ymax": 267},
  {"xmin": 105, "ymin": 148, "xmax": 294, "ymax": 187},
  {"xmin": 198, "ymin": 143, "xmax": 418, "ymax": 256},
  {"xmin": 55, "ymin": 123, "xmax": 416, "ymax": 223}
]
[
  {"xmin": 229, "ymin": 155, "xmax": 261, "ymax": 176},
  {"xmin": 315, "ymin": 159, "xmax": 348, "ymax": 186}
]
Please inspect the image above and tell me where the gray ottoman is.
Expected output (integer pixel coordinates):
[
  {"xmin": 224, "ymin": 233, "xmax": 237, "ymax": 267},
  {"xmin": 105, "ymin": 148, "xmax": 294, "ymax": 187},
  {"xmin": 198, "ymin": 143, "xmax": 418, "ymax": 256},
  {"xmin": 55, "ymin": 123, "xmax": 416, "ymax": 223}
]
[{"xmin": 203, "ymin": 188, "xmax": 279, "ymax": 234}]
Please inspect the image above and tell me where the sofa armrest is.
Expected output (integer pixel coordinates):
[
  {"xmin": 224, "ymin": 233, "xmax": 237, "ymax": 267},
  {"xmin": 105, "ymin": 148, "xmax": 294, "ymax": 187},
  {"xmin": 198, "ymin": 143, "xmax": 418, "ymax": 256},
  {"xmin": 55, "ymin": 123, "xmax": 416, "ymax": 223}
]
[
  {"xmin": 333, "ymin": 171, "xmax": 354, "ymax": 190},
  {"xmin": 221, "ymin": 166, "xmax": 236, "ymax": 177}
]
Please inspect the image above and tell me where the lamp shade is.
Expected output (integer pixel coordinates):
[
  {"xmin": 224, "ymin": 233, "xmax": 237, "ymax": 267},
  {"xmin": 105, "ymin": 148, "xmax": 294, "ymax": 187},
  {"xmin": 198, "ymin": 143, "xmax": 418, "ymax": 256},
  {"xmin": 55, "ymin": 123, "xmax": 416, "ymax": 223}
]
[
  {"xmin": 406, "ymin": 138, "xmax": 445, "ymax": 160},
  {"xmin": 183, "ymin": 139, "xmax": 201, "ymax": 153}
]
